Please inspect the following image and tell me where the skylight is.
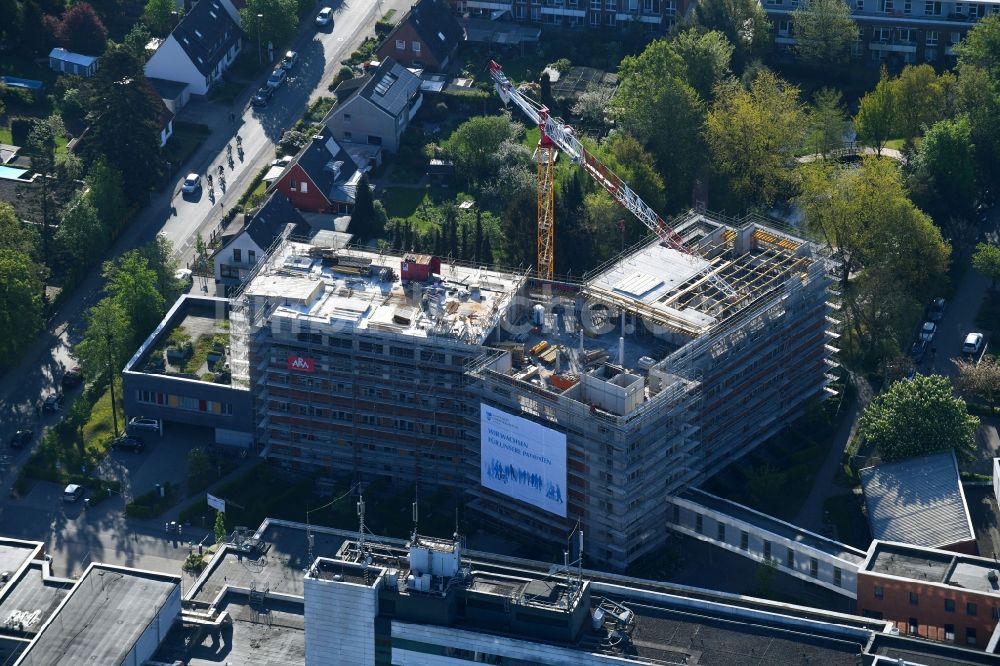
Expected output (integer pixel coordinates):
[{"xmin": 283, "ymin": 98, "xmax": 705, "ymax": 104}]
[
  {"xmin": 438, "ymin": 31, "xmax": 446, "ymax": 41},
  {"xmin": 374, "ymin": 73, "xmax": 397, "ymax": 96}
]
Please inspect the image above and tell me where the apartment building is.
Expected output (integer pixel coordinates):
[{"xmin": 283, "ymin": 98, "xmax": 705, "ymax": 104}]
[
  {"xmin": 455, "ymin": 0, "xmax": 691, "ymax": 33},
  {"xmin": 766, "ymin": 0, "xmax": 1000, "ymax": 65},
  {"xmin": 198, "ymin": 211, "xmax": 833, "ymax": 570}
]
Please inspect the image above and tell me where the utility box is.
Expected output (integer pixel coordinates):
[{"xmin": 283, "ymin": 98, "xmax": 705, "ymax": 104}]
[{"xmin": 401, "ymin": 254, "xmax": 441, "ymax": 282}]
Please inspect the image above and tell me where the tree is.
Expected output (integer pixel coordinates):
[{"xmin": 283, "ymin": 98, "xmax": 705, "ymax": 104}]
[
  {"xmin": 807, "ymin": 87, "xmax": 848, "ymax": 158},
  {"xmin": 972, "ymin": 243, "xmax": 1000, "ymax": 290},
  {"xmin": 214, "ymin": 510, "xmax": 227, "ymax": 544},
  {"xmin": 74, "ymin": 297, "xmax": 130, "ymax": 384},
  {"xmin": 142, "ymin": 0, "xmax": 174, "ymax": 35},
  {"xmin": 955, "ymin": 14, "xmax": 1000, "ymax": 77},
  {"xmin": 610, "ymin": 40, "xmax": 706, "ymax": 209},
  {"xmin": 859, "ymin": 374, "xmax": 978, "ymax": 462},
  {"xmin": 87, "ymin": 158, "xmax": 128, "ymax": 238},
  {"xmin": 907, "ymin": 117, "xmax": 976, "ymax": 220},
  {"xmin": 26, "ymin": 115, "xmax": 63, "ymax": 274},
  {"xmin": 704, "ymin": 70, "xmax": 806, "ymax": 209},
  {"xmin": 54, "ymin": 191, "xmax": 108, "ymax": 274},
  {"xmin": 103, "ymin": 251, "xmax": 165, "ymax": 348},
  {"xmin": 186, "ymin": 447, "xmax": 213, "ymax": 494},
  {"xmin": 598, "ymin": 132, "xmax": 666, "ymax": 241},
  {"xmin": 694, "ymin": 0, "xmax": 772, "ymax": 68},
  {"xmin": 443, "ymin": 115, "xmax": 523, "ymax": 188},
  {"xmin": 955, "ymin": 356, "xmax": 1000, "ymax": 407},
  {"xmin": 791, "ymin": 0, "xmax": 857, "ymax": 66},
  {"xmin": 349, "ymin": 174, "xmax": 379, "ymax": 241},
  {"xmin": 45, "ymin": 3, "xmax": 108, "ymax": 54},
  {"xmin": 240, "ymin": 0, "xmax": 298, "ymax": 56},
  {"xmin": 854, "ymin": 67, "xmax": 896, "ymax": 155},
  {"xmin": 0, "ymin": 250, "xmax": 45, "ymax": 368},
  {"xmin": 670, "ymin": 28, "xmax": 734, "ymax": 101},
  {"xmin": 571, "ymin": 85, "xmax": 614, "ymax": 126},
  {"xmin": 123, "ymin": 21, "xmax": 152, "ymax": 59},
  {"xmin": 141, "ymin": 235, "xmax": 183, "ymax": 303},
  {"xmin": 891, "ymin": 64, "xmax": 953, "ymax": 143},
  {"xmin": 89, "ymin": 45, "xmax": 162, "ymax": 199},
  {"xmin": 0, "ymin": 201, "xmax": 40, "ymax": 257}
]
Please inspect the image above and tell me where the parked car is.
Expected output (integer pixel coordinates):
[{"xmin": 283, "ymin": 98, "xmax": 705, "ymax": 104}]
[
  {"xmin": 112, "ymin": 434, "xmax": 144, "ymax": 452},
  {"xmin": 251, "ymin": 86, "xmax": 273, "ymax": 107},
  {"xmin": 909, "ymin": 339, "xmax": 928, "ymax": 363},
  {"xmin": 42, "ymin": 393, "xmax": 63, "ymax": 413},
  {"xmin": 926, "ymin": 297, "xmax": 946, "ymax": 323},
  {"xmin": 61, "ymin": 366, "xmax": 83, "ymax": 389},
  {"xmin": 281, "ymin": 50, "xmax": 298, "ymax": 70},
  {"xmin": 266, "ymin": 67, "xmax": 287, "ymax": 89},
  {"xmin": 919, "ymin": 321, "xmax": 937, "ymax": 343},
  {"xmin": 315, "ymin": 6, "xmax": 332, "ymax": 26},
  {"xmin": 962, "ymin": 332, "xmax": 985, "ymax": 357},
  {"xmin": 181, "ymin": 173, "xmax": 201, "ymax": 194},
  {"xmin": 127, "ymin": 417, "xmax": 161, "ymax": 433},
  {"xmin": 63, "ymin": 484, "xmax": 83, "ymax": 503},
  {"xmin": 270, "ymin": 156, "xmax": 292, "ymax": 169},
  {"xmin": 8, "ymin": 430, "xmax": 32, "ymax": 449}
]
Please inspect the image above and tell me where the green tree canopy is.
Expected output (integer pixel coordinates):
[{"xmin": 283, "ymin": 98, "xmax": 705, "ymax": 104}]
[
  {"xmin": 704, "ymin": 70, "xmax": 806, "ymax": 210},
  {"xmin": 74, "ymin": 297, "xmax": 131, "ymax": 384},
  {"xmin": 694, "ymin": 0, "xmax": 772, "ymax": 68},
  {"xmin": 55, "ymin": 191, "xmax": 109, "ymax": 274},
  {"xmin": 240, "ymin": 0, "xmax": 299, "ymax": 56},
  {"xmin": 87, "ymin": 158, "xmax": 128, "ymax": 237},
  {"xmin": 443, "ymin": 115, "xmax": 523, "ymax": 189},
  {"xmin": 142, "ymin": 0, "xmax": 175, "ymax": 35},
  {"xmin": 0, "ymin": 201, "xmax": 39, "ymax": 257},
  {"xmin": 972, "ymin": 242, "xmax": 1000, "ymax": 289},
  {"xmin": 807, "ymin": 87, "xmax": 848, "ymax": 158},
  {"xmin": 214, "ymin": 510, "xmax": 227, "ymax": 544},
  {"xmin": 955, "ymin": 14, "xmax": 1000, "ymax": 77},
  {"xmin": 791, "ymin": 0, "xmax": 857, "ymax": 66},
  {"xmin": 859, "ymin": 374, "xmax": 978, "ymax": 462},
  {"xmin": 0, "ymin": 250, "xmax": 46, "ymax": 368},
  {"xmin": 854, "ymin": 66, "xmax": 896, "ymax": 155},
  {"xmin": 670, "ymin": 28, "xmax": 734, "ymax": 101},
  {"xmin": 103, "ymin": 250, "xmax": 166, "ymax": 348},
  {"xmin": 348, "ymin": 173, "xmax": 379, "ymax": 241},
  {"xmin": 610, "ymin": 39, "xmax": 705, "ymax": 209},
  {"xmin": 907, "ymin": 116, "xmax": 976, "ymax": 219},
  {"xmin": 891, "ymin": 64, "xmax": 954, "ymax": 142}
]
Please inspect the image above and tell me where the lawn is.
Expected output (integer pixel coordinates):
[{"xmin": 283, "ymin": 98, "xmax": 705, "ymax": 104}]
[
  {"xmin": 384, "ymin": 185, "xmax": 431, "ymax": 219},
  {"xmin": 0, "ymin": 127, "xmax": 11, "ymax": 144},
  {"xmin": 82, "ymin": 386, "xmax": 125, "ymax": 449},
  {"xmin": 884, "ymin": 138, "xmax": 905, "ymax": 151}
]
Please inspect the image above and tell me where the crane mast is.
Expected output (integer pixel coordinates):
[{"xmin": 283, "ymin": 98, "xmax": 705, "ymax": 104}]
[{"xmin": 488, "ymin": 60, "xmax": 690, "ymax": 272}]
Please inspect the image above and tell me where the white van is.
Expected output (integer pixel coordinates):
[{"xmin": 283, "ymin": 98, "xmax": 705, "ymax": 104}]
[{"xmin": 63, "ymin": 484, "xmax": 83, "ymax": 503}]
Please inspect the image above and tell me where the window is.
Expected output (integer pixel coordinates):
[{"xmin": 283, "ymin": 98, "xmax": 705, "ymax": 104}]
[
  {"xmin": 589, "ymin": 12, "xmax": 600, "ymax": 25},
  {"xmin": 925, "ymin": 0, "xmax": 941, "ymax": 13},
  {"xmin": 833, "ymin": 567, "xmax": 842, "ymax": 587},
  {"xmin": 412, "ymin": 41, "xmax": 421, "ymax": 53},
  {"xmin": 395, "ymin": 39, "xmax": 405, "ymax": 49},
  {"xmin": 909, "ymin": 618, "xmax": 918, "ymax": 635},
  {"xmin": 763, "ymin": 540, "xmax": 772, "ymax": 561},
  {"xmin": 945, "ymin": 624, "xmax": 955, "ymax": 641},
  {"xmin": 809, "ymin": 557, "xmax": 819, "ymax": 578},
  {"xmin": 717, "ymin": 523, "xmax": 726, "ymax": 541},
  {"xmin": 874, "ymin": 585, "xmax": 884, "ymax": 598},
  {"xmin": 368, "ymin": 135, "xmax": 382, "ymax": 146},
  {"xmin": 910, "ymin": 592, "xmax": 919, "ymax": 606},
  {"xmin": 967, "ymin": 602, "xmax": 978, "ymax": 616},
  {"xmin": 695, "ymin": 514, "xmax": 703, "ymax": 534},
  {"xmin": 591, "ymin": 0, "xmax": 600, "ymax": 8},
  {"xmin": 289, "ymin": 180, "xmax": 297, "ymax": 191},
  {"xmin": 248, "ymin": 250, "xmax": 256, "ymax": 264},
  {"xmin": 951, "ymin": 31, "xmax": 961, "ymax": 44},
  {"xmin": 786, "ymin": 549, "xmax": 794, "ymax": 569},
  {"xmin": 605, "ymin": 11, "xmax": 616, "ymax": 24},
  {"xmin": 903, "ymin": 0, "xmax": 911, "ymax": 10},
  {"xmin": 925, "ymin": 48, "xmax": 938, "ymax": 61},
  {"xmin": 926, "ymin": 30, "xmax": 938, "ymax": 45},
  {"xmin": 874, "ymin": 26, "xmax": 892, "ymax": 40},
  {"xmin": 766, "ymin": 0, "xmax": 778, "ymax": 5},
  {"xmin": 967, "ymin": 627, "xmax": 977, "ymax": 645},
  {"xmin": 898, "ymin": 28, "xmax": 913, "ymax": 41},
  {"xmin": 740, "ymin": 531, "xmax": 749, "ymax": 550},
  {"xmin": 879, "ymin": 0, "xmax": 893, "ymax": 11},
  {"xmin": 343, "ymin": 113, "xmax": 351, "ymax": 122},
  {"xmin": 233, "ymin": 248, "xmax": 241, "ymax": 262},
  {"xmin": 606, "ymin": 0, "xmax": 615, "ymax": 7},
  {"xmin": 945, "ymin": 598, "xmax": 956, "ymax": 612},
  {"xmin": 778, "ymin": 19, "xmax": 790, "ymax": 35},
  {"xmin": 343, "ymin": 131, "xmax": 352, "ymax": 140},
  {"xmin": 300, "ymin": 181, "xmax": 308, "ymax": 193}
]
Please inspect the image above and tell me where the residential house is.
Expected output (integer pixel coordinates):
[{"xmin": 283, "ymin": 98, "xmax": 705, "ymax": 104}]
[
  {"xmin": 48, "ymin": 48, "xmax": 99, "ymax": 77},
  {"xmin": 764, "ymin": 0, "xmax": 1000, "ymax": 65},
  {"xmin": 157, "ymin": 100, "xmax": 175, "ymax": 149},
  {"xmin": 324, "ymin": 58, "xmax": 423, "ymax": 153},
  {"xmin": 274, "ymin": 129, "xmax": 364, "ymax": 214},
  {"xmin": 375, "ymin": 0, "xmax": 465, "ymax": 70},
  {"xmin": 148, "ymin": 78, "xmax": 191, "ymax": 114},
  {"xmin": 144, "ymin": 0, "xmax": 242, "ymax": 106},
  {"xmin": 457, "ymin": 0, "xmax": 690, "ymax": 33},
  {"xmin": 214, "ymin": 191, "xmax": 310, "ymax": 290}
]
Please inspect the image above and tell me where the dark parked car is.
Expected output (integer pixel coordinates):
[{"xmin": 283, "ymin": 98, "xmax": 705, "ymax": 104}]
[
  {"xmin": 251, "ymin": 86, "xmax": 273, "ymax": 107},
  {"xmin": 42, "ymin": 394, "xmax": 64, "ymax": 413},
  {"xmin": 9, "ymin": 430, "xmax": 32, "ymax": 448},
  {"xmin": 61, "ymin": 367, "xmax": 83, "ymax": 389},
  {"xmin": 111, "ymin": 434, "xmax": 144, "ymax": 452},
  {"xmin": 926, "ymin": 297, "xmax": 946, "ymax": 323}
]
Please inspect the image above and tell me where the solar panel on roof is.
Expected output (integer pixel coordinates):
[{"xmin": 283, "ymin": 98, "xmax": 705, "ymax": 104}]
[{"xmin": 374, "ymin": 73, "xmax": 397, "ymax": 96}]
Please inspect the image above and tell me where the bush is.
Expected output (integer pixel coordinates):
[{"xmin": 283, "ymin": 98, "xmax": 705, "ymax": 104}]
[
  {"xmin": 10, "ymin": 117, "xmax": 33, "ymax": 147},
  {"xmin": 550, "ymin": 58, "xmax": 571, "ymax": 74}
]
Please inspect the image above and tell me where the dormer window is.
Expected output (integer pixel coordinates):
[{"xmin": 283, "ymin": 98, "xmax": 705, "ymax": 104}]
[
  {"xmin": 396, "ymin": 39, "xmax": 406, "ymax": 50},
  {"xmin": 412, "ymin": 41, "xmax": 421, "ymax": 53}
]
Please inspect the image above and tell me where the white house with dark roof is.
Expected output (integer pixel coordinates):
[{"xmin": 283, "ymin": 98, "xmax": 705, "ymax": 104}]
[
  {"xmin": 144, "ymin": 0, "xmax": 242, "ymax": 103},
  {"xmin": 324, "ymin": 57, "xmax": 423, "ymax": 153}
]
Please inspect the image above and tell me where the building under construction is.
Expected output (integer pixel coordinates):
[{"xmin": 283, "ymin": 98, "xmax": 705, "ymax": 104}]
[{"xmin": 216, "ymin": 210, "xmax": 836, "ymax": 570}]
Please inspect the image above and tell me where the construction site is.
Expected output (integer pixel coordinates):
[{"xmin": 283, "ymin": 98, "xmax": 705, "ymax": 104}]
[{"xmin": 218, "ymin": 207, "xmax": 836, "ymax": 571}]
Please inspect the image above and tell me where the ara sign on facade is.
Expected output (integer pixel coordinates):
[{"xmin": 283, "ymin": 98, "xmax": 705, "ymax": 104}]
[{"xmin": 287, "ymin": 355, "xmax": 315, "ymax": 372}]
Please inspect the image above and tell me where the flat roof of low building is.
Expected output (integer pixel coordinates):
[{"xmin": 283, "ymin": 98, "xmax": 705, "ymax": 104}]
[
  {"xmin": 16, "ymin": 564, "xmax": 180, "ymax": 666},
  {"xmin": 862, "ymin": 541, "xmax": 1000, "ymax": 596},
  {"xmin": 860, "ymin": 450, "xmax": 975, "ymax": 550},
  {"xmin": 0, "ymin": 562, "xmax": 73, "ymax": 636}
]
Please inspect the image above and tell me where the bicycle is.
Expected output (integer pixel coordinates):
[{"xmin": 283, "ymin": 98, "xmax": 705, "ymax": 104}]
[{"xmin": 236, "ymin": 135, "xmax": 242, "ymax": 148}]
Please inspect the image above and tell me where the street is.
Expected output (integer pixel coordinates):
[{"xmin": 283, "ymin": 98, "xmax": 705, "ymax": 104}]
[{"xmin": 0, "ymin": 0, "xmax": 412, "ymax": 578}]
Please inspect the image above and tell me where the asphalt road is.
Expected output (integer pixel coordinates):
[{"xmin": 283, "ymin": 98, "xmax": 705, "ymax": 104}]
[{"xmin": 0, "ymin": 0, "xmax": 411, "ymax": 577}]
